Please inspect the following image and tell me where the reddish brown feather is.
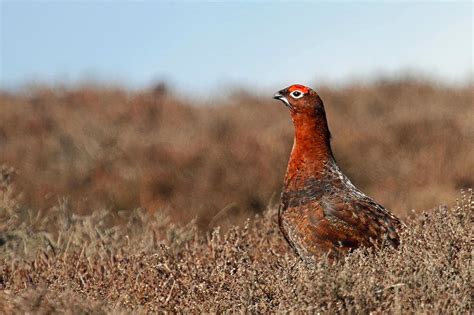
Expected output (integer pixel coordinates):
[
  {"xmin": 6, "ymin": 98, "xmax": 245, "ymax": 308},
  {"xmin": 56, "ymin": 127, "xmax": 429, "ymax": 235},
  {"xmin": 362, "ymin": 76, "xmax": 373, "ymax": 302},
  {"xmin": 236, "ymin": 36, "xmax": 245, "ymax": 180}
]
[{"xmin": 276, "ymin": 85, "xmax": 402, "ymax": 262}]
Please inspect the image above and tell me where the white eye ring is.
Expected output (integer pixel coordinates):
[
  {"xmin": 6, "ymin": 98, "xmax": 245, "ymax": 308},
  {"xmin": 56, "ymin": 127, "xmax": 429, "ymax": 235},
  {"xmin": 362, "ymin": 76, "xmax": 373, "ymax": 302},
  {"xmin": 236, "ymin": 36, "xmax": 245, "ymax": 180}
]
[{"xmin": 290, "ymin": 90, "xmax": 304, "ymax": 99}]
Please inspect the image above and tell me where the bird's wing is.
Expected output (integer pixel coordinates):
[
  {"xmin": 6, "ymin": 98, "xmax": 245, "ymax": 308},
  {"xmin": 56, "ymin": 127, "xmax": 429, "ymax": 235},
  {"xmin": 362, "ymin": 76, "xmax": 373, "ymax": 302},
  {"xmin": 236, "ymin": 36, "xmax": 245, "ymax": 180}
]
[{"xmin": 305, "ymin": 194, "xmax": 401, "ymax": 252}]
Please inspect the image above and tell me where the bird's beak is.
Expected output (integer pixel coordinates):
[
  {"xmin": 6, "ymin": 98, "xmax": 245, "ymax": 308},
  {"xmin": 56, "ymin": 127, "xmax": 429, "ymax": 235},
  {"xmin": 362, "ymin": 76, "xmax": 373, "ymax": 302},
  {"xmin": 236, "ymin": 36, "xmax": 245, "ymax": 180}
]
[
  {"xmin": 273, "ymin": 92, "xmax": 283, "ymax": 100},
  {"xmin": 273, "ymin": 92, "xmax": 293, "ymax": 110}
]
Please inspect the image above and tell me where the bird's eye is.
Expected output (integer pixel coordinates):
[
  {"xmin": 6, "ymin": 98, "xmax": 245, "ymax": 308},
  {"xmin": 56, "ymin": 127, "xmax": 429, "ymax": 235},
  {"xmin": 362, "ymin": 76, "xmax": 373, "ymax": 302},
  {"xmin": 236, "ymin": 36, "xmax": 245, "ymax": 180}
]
[{"xmin": 290, "ymin": 90, "xmax": 304, "ymax": 99}]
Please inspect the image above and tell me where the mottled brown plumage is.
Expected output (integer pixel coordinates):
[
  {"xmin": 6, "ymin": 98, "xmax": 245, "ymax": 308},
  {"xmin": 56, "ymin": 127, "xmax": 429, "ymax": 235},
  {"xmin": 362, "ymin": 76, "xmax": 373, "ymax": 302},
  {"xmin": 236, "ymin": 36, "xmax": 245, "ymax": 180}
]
[{"xmin": 274, "ymin": 84, "xmax": 402, "ymax": 262}]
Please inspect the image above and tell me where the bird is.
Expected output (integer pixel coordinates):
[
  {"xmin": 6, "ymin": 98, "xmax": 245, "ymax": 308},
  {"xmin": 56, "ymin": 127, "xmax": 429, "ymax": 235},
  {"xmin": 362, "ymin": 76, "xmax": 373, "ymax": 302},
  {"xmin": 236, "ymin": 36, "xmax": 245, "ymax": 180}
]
[{"xmin": 273, "ymin": 84, "xmax": 403, "ymax": 262}]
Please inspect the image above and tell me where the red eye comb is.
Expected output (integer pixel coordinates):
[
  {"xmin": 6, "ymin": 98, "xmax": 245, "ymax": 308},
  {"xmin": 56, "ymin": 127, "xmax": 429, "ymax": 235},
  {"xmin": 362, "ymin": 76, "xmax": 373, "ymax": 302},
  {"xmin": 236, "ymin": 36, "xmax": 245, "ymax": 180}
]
[{"xmin": 288, "ymin": 84, "xmax": 310, "ymax": 94}]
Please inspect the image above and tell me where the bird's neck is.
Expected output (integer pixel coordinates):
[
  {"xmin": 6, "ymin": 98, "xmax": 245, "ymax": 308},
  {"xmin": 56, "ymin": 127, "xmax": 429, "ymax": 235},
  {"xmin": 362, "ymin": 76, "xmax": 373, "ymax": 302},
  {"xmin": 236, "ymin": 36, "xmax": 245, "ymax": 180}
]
[{"xmin": 285, "ymin": 109, "xmax": 334, "ymax": 190}]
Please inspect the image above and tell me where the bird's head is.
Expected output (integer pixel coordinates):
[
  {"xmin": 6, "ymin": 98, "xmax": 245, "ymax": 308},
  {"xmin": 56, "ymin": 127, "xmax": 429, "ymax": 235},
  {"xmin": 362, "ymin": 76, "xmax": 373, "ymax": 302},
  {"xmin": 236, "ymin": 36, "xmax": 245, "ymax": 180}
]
[{"xmin": 273, "ymin": 84, "xmax": 322, "ymax": 115}]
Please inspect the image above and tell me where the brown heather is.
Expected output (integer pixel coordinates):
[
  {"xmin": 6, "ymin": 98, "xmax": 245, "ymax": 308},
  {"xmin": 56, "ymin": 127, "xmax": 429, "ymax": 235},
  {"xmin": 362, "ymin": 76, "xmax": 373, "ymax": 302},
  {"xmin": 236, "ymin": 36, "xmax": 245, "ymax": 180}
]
[{"xmin": 0, "ymin": 79, "xmax": 473, "ymax": 312}]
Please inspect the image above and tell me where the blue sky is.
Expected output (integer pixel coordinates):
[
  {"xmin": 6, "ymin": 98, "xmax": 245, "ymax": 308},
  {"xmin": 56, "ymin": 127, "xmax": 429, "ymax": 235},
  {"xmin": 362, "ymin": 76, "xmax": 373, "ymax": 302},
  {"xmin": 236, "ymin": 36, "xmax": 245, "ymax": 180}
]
[{"xmin": 1, "ymin": 1, "xmax": 472, "ymax": 94}]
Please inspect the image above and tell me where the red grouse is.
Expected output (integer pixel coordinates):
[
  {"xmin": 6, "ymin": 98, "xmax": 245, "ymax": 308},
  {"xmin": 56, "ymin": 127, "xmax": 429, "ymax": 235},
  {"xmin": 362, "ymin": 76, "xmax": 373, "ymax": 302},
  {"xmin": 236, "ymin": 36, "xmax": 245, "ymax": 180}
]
[{"xmin": 274, "ymin": 84, "xmax": 402, "ymax": 262}]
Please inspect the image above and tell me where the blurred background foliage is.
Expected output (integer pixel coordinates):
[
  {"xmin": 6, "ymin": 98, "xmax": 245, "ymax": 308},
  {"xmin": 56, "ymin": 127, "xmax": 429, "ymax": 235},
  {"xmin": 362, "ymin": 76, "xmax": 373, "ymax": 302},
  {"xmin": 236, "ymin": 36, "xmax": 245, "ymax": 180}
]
[{"xmin": 1, "ymin": 78, "xmax": 472, "ymax": 229}]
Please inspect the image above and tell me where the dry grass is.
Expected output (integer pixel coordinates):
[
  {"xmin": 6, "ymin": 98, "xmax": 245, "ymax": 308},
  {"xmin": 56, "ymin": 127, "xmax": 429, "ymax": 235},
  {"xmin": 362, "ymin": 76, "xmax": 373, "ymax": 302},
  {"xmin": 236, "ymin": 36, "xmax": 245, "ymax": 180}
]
[
  {"xmin": 0, "ymin": 168, "xmax": 472, "ymax": 313},
  {"xmin": 0, "ymin": 79, "xmax": 473, "ymax": 312}
]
